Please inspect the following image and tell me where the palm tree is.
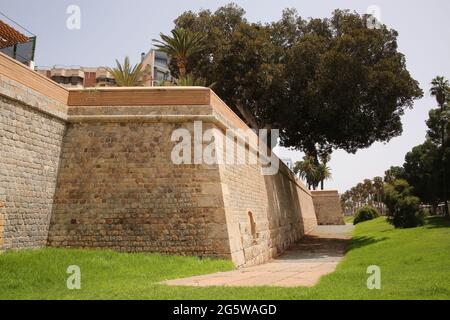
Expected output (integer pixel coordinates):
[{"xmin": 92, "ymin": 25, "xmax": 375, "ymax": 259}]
[
  {"xmin": 316, "ymin": 163, "xmax": 331, "ymax": 190},
  {"xmin": 350, "ymin": 186, "xmax": 360, "ymax": 210},
  {"xmin": 175, "ymin": 74, "xmax": 209, "ymax": 86},
  {"xmin": 430, "ymin": 76, "xmax": 450, "ymax": 217},
  {"xmin": 294, "ymin": 156, "xmax": 318, "ymax": 190},
  {"xmin": 340, "ymin": 190, "xmax": 353, "ymax": 215},
  {"xmin": 356, "ymin": 183, "xmax": 365, "ymax": 207},
  {"xmin": 373, "ymin": 176, "xmax": 385, "ymax": 213},
  {"xmin": 363, "ymin": 179, "xmax": 374, "ymax": 205},
  {"xmin": 318, "ymin": 152, "xmax": 332, "ymax": 190},
  {"xmin": 153, "ymin": 28, "xmax": 205, "ymax": 78},
  {"xmin": 430, "ymin": 76, "xmax": 449, "ymax": 108},
  {"xmin": 107, "ymin": 56, "xmax": 146, "ymax": 87}
]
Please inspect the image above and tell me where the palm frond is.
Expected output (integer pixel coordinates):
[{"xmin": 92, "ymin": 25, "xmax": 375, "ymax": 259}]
[{"xmin": 107, "ymin": 56, "xmax": 144, "ymax": 87}]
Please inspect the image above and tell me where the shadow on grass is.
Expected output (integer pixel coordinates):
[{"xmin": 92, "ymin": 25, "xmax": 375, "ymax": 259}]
[
  {"xmin": 347, "ymin": 236, "xmax": 388, "ymax": 252},
  {"xmin": 424, "ymin": 216, "xmax": 450, "ymax": 229}
]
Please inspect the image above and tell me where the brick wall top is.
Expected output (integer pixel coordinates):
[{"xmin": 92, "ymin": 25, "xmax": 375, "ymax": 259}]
[
  {"xmin": 311, "ymin": 190, "xmax": 340, "ymax": 197},
  {"xmin": 0, "ymin": 52, "xmax": 68, "ymax": 105}
]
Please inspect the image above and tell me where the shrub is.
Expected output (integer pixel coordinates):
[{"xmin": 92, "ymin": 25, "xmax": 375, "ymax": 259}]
[
  {"xmin": 354, "ymin": 205, "xmax": 380, "ymax": 225},
  {"xmin": 383, "ymin": 179, "xmax": 425, "ymax": 228}
]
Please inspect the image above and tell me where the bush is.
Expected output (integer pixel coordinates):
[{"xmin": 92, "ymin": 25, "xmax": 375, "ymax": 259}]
[
  {"xmin": 354, "ymin": 205, "xmax": 380, "ymax": 225},
  {"xmin": 383, "ymin": 179, "xmax": 425, "ymax": 228}
]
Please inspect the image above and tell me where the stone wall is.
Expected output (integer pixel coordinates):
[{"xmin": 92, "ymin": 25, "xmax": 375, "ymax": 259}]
[
  {"xmin": 47, "ymin": 114, "xmax": 231, "ymax": 258},
  {"xmin": 46, "ymin": 102, "xmax": 318, "ymax": 266},
  {"xmin": 311, "ymin": 190, "xmax": 345, "ymax": 225},
  {"xmin": 220, "ymin": 159, "xmax": 317, "ymax": 267},
  {"xmin": 0, "ymin": 76, "xmax": 67, "ymax": 250},
  {"xmin": 0, "ymin": 200, "xmax": 4, "ymax": 248},
  {"xmin": 0, "ymin": 52, "xmax": 320, "ymax": 266}
]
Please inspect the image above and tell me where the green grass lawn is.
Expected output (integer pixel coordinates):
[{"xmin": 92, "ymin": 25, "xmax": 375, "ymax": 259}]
[{"xmin": 1, "ymin": 217, "xmax": 449, "ymax": 300}]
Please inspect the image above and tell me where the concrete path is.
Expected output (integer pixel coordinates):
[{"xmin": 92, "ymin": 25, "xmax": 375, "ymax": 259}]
[{"xmin": 162, "ymin": 224, "xmax": 354, "ymax": 288}]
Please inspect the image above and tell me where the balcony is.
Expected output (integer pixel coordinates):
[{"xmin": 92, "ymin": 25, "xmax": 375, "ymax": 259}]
[{"xmin": 0, "ymin": 18, "xmax": 36, "ymax": 67}]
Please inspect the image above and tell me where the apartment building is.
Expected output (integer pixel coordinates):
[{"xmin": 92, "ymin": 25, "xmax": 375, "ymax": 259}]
[
  {"xmin": 36, "ymin": 49, "xmax": 171, "ymax": 88},
  {"xmin": 36, "ymin": 67, "xmax": 115, "ymax": 88},
  {"xmin": 140, "ymin": 49, "xmax": 172, "ymax": 86}
]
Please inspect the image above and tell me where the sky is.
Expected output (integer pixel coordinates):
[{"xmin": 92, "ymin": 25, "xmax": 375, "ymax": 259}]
[{"xmin": 1, "ymin": 0, "xmax": 449, "ymax": 193}]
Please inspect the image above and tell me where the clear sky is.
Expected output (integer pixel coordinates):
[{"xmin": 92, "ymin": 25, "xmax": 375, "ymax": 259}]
[{"xmin": 2, "ymin": 0, "xmax": 449, "ymax": 192}]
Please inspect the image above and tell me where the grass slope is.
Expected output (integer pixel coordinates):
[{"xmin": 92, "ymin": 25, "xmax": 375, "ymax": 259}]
[{"xmin": 0, "ymin": 217, "xmax": 449, "ymax": 299}]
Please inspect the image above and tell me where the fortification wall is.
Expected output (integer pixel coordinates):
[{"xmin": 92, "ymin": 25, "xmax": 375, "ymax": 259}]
[
  {"xmin": 212, "ymin": 95, "xmax": 317, "ymax": 267},
  {"xmin": 47, "ymin": 105, "xmax": 231, "ymax": 258},
  {"xmin": 47, "ymin": 99, "xmax": 318, "ymax": 266},
  {"xmin": 311, "ymin": 190, "xmax": 345, "ymax": 225},
  {"xmin": 0, "ymin": 54, "xmax": 68, "ymax": 250},
  {"xmin": 219, "ymin": 161, "xmax": 317, "ymax": 267},
  {"xmin": 0, "ymin": 52, "xmax": 319, "ymax": 266}
]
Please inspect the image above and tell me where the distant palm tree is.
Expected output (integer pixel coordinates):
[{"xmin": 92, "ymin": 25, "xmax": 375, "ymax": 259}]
[
  {"xmin": 430, "ymin": 76, "xmax": 449, "ymax": 107},
  {"xmin": 153, "ymin": 28, "xmax": 205, "ymax": 78},
  {"xmin": 373, "ymin": 176, "xmax": 384, "ymax": 213},
  {"xmin": 318, "ymin": 152, "xmax": 332, "ymax": 190},
  {"xmin": 363, "ymin": 179, "xmax": 374, "ymax": 204},
  {"xmin": 294, "ymin": 156, "xmax": 318, "ymax": 190},
  {"xmin": 356, "ymin": 183, "xmax": 365, "ymax": 207},
  {"xmin": 107, "ymin": 56, "xmax": 146, "ymax": 87},
  {"xmin": 316, "ymin": 163, "xmax": 331, "ymax": 190}
]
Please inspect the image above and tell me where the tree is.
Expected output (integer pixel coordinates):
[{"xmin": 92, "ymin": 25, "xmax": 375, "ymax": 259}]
[
  {"xmin": 383, "ymin": 179, "xmax": 425, "ymax": 228},
  {"xmin": 381, "ymin": 77, "xmax": 450, "ymax": 216},
  {"xmin": 373, "ymin": 176, "xmax": 384, "ymax": 213},
  {"xmin": 293, "ymin": 155, "xmax": 331, "ymax": 190},
  {"xmin": 173, "ymin": 5, "xmax": 422, "ymax": 161},
  {"xmin": 174, "ymin": 74, "xmax": 209, "ymax": 86},
  {"xmin": 107, "ymin": 56, "xmax": 146, "ymax": 87},
  {"xmin": 384, "ymin": 166, "xmax": 405, "ymax": 183},
  {"xmin": 342, "ymin": 176, "xmax": 387, "ymax": 215},
  {"xmin": 316, "ymin": 163, "xmax": 331, "ymax": 190},
  {"xmin": 430, "ymin": 76, "xmax": 449, "ymax": 107},
  {"xmin": 318, "ymin": 151, "xmax": 332, "ymax": 190},
  {"xmin": 403, "ymin": 140, "xmax": 441, "ymax": 213},
  {"xmin": 153, "ymin": 28, "xmax": 206, "ymax": 78},
  {"xmin": 340, "ymin": 190, "xmax": 353, "ymax": 214},
  {"xmin": 293, "ymin": 156, "xmax": 317, "ymax": 190},
  {"xmin": 363, "ymin": 179, "xmax": 374, "ymax": 205},
  {"xmin": 428, "ymin": 76, "xmax": 450, "ymax": 217}
]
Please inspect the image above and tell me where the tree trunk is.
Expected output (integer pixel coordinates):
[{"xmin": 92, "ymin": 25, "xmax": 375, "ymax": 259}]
[
  {"xmin": 178, "ymin": 66, "xmax": 186, "ymax": 78},
  {"xmin": 177, "ymin": 58, "xmax": 187, "ymax": 78},
  {"xmin": 320, "ymin": 179, "xmax": 324, "ymax": 190},
  {"xmin": 235, "ymin": 102, "xmax": 260, "ymax": 130}
]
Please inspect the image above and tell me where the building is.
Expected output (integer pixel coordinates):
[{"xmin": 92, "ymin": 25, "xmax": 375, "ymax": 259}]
[
  {"xmin": 36, "ymin": 49, "xmax": 171, "ymax": 88},
  {"xmin": 140, "ymin": 49, "xmax": 172, "ymax": 86},
  {"xmin": 0, "ymin": 17, "xmax": 36, "ymax": 68},
  {"xmin": 36, "ymin": 67, "xmax": 116, "ymax": 88}
]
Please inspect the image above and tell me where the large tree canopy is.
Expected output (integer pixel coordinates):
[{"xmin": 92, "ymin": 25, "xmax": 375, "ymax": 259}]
[
  {"xmin": 403, "ymin": 140, "xmax": 442, "ymax": 207},
  {"xmin": 172, "ymin": 4, "xmax": 423, "ymax": 156}
]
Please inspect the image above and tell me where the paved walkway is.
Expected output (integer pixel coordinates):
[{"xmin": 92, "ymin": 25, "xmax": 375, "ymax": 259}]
[{"xmin": 163, "ymin": 224, "xmax": 354, "ymax": 287}]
